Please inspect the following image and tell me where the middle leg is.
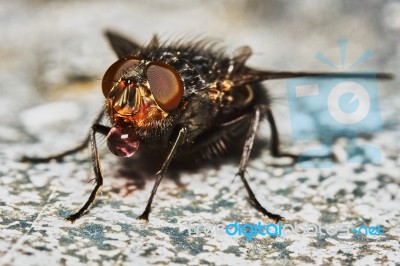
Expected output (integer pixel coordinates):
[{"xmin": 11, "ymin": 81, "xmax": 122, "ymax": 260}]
[{"xmin": 237, "ymin": 105, "xmax": 284, "ymax": 223}]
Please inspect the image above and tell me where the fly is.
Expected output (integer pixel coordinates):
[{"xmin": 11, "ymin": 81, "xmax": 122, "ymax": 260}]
[{"xmin": 22, "ymin": 31, "xmax": 393, "ymax": 223}]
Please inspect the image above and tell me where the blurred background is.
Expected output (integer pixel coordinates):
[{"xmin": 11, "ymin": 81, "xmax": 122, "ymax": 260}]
[{"xmin": 0, "ymin": 1, "xmax": 399, "ymax": 265}]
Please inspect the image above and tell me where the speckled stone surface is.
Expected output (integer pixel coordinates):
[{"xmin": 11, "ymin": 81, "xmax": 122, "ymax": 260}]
[{"xmin": 1, "ymin": 1, "xmax": 399, "ymax": 265}]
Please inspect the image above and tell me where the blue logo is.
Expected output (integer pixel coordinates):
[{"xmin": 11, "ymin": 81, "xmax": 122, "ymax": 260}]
[
  {"xmin": 225, "ymin": 221, "xmax": 283, "ymax": 241},
  {"xmin": 286, "ymin": 40, "xmax": 382, "ymax": 168},
  {"xmin": 352, "ymin": 225, "xmax": 384, "ymax": 236},
  {"xmin": 185, "ymin": 221, "xmax": 385, "ymax": 240}
]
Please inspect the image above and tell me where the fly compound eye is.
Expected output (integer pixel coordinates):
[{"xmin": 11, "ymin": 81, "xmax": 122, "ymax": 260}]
[
  {"xmin": 102, "ymin": 57, "xmax": 141, "ymax": 98},
  {"xmin": 146, "ymin": 61, "xmax": 184, "ymax": 112}
]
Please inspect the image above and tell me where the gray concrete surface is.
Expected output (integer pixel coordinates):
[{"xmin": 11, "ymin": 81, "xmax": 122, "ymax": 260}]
[{"xmin": 0, "ymin": 1, "xmax": 399, "ymax": 265}]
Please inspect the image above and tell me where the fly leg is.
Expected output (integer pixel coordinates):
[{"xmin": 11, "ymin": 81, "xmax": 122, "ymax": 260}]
[
  {"xmin": 21, "ymin": 138, "xmax": 91, "ymax": 163},
  {"xmin": 65, "ymin": 124, "xmax": 111, "ymax": 222},
  {"xmin": 237, "ymin": 105, "xmax": 284, "ymax": 223},
  {"xmin": 265, "ymin": 107, "xmax": 297, "ymax": 160},
  {"xmin": 21, "ymin": 111, "xmax": 105, "ymax": 163},
  {"xmin": 138, "ymin": 127, "xmax": 187, "ymax": 221},
  {"xmin": 265, "ymin": 108, "xmax": 331, "ymax": 162}
]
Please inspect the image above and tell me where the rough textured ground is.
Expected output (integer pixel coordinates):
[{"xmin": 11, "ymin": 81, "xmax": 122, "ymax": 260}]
[{"xmin": 0, "ymin": 1, "xmax": 399, "ymax": 265}]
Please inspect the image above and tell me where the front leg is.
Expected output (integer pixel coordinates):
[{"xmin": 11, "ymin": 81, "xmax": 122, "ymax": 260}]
[
  {"xmin": 138, "ymin": 127, "xmax": 187, "ymax": 221},
  {"xmin": 65, "ymin": 124, "xmax": 111, "ymax": 222},
  {"xmin": 21, "ymin": 110, "xmax": 105, "ymax": 163}
]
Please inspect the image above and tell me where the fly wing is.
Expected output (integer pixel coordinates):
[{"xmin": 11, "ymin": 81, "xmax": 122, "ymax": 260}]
[
  {"xmin": 104, "ymin": 30, "xmax": 141, "ymax": 58},
  {"xmin": 232, "ymin": 67, "xmax": 393, "ymax": 87},
  {"xmin": 228, "ymin": 45, "xmax": 252, "ymax": 74},
  {"xmin": 149, "ymin": 34, "xmax": 159, "ymax": 49}
]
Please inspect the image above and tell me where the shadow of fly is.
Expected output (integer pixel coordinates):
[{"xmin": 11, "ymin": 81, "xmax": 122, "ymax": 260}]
[{"xmin": 21, "ymin": 31, "xmax": 393, "ymax": 223}]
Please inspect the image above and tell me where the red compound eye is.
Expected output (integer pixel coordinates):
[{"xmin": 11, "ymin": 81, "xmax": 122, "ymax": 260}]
[
  {"xmin": 146, "ymin": 61, "xmax": 183, "ymax": 112},
  {"xmin": 102, "ymin": 57, "xmax": 140, "ymax": 98}
]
